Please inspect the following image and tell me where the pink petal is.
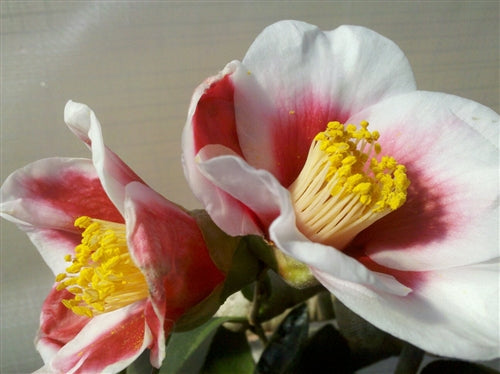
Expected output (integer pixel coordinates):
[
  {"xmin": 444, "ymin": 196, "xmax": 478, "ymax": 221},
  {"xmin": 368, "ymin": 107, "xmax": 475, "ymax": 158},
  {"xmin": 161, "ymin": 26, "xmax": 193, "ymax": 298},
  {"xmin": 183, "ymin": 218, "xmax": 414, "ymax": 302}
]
[
  {"xmin": 189, "ymin": 61, "xmax": 244, "ymax": 157},
  {"xmin": 47, "ymin": 301, "xmax": 151, "ymax": 374},
  {"xmin": 64, "ymin": 101, "xmax": 145, "ymax": 215},
  {"xmin": 124, "ymin": 182, "xmax": 226, "ymax": 364},
  {"xmin": 196, "ymin": 150, "xmax": 288, "ymax": 235},
  {"xmin": 25, "ymin": 227, "xmax": 82, "ymax": 275},
  {"xmin": 0, "ymin": 157, "xmax": 123, "ymax": 273},
  {"xmin": 36, "ymin": 286, "xmax": 91, "ymax": 364},
  {"xmin": 236, "ymin": 21, "xmax": 416, "ymax": 186},
  {"xmin": 347, "ymin": 91, "xmax": 499, "ymax": 271},
  {"xmin": 313, "ymin": 260, "xmax": 500, "ymax": 360},
  {"xmin": 183, "ymin": 63, "xmax": 263, "ymax": 236},
  {"xmin": 1, "ymin": 157, "xmax": 122, "ymax": 229}
]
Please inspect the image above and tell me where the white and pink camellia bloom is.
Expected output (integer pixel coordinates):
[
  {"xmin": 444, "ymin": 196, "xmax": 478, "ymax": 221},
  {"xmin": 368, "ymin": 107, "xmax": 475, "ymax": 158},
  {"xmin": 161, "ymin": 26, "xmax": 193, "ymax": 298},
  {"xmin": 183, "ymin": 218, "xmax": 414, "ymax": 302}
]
[
  {"xmin": 182, "ymin": 20, "xmax": 499, "ymax": 359},
  {"xmin": 1, "ymin": 101, "xmax": 225, "ymax": 373}
]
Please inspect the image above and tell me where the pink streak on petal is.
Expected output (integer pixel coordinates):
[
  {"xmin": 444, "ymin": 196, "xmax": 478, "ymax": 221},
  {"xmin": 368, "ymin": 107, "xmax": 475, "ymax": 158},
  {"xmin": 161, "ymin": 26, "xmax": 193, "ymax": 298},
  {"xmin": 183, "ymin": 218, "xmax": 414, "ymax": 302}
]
[
  {"xmin": 348, "ymin": 165, "xmax": 450, "ymax": 258},
  {"xmin": 354, "ymin": 251, "xmax": 427, "ymax": 291},
  {"xmin": 270, "ymin": 94, "xmax": 346, "ymax": 187},
  {"xmin": 52, "ymin": 303, "xmax": 148, "ymax": 374},
  {"xmin": 347, "ymin": 92, "xmax": 498, "ymax": 270},
  {"xmin": 1, "ymin": 158, "xmax": 123, "ymax": 230},
  {"xmin": 37, "ymin": 287, "xmax": 91, "ymax": 356},
  {"xmin": 28, "ymin": 166, "xmax": 123, "ymax": 225},
  {"xmin": 125, "ymin": 182, "xmax": 225, "ymax": 321},
  {"xmin": 145, "ymin": 302, "xmax": 172, "ymax": 368},
  {"xmin": 192, "ymin": 74, "xmax": 244, "ymax": 156},
  {"xmin": 26, "ymin": 228, "xmax": 82, "ymax": 275}
]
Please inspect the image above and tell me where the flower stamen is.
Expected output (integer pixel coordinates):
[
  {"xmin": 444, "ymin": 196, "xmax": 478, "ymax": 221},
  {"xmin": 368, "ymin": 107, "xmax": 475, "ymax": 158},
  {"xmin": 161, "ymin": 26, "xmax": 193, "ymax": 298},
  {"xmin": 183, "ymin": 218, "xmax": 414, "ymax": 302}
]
[
  {"xmin": 289, "ymin": 120, "xmax": 409, "ymax": 249},
  {"xmin": 56, "ymin": 216, "xmax": 149, "ymax": 317}
]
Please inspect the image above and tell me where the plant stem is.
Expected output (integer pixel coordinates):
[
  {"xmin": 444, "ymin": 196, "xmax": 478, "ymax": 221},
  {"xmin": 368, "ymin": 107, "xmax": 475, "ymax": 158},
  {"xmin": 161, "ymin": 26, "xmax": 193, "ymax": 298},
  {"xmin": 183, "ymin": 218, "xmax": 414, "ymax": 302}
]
[
  {"xmin": 249, "ymin": 269, "xmax": 269, "ymax": 345},
  {"xmin": 395, "ymin": 342, "xmax": 424, "ymax": 374}
]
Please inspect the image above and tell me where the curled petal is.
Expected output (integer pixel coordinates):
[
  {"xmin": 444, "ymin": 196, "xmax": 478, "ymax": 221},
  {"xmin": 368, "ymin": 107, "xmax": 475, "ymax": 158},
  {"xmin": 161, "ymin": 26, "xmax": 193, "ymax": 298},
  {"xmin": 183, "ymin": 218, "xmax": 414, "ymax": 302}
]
[
  {"xmin": 64, "ymin": 101, "xmax": 145, "ymax": 215},
  {"xmin": 197, "ymin": 149, "xmax": 285, "ymax": 234},
  {"xmin": 268, "ymin": 196, "xmax": 411, "ymax": 296},
  {"xmin": 183, "ymin": 63, "xmax": 264, "ymax": 236}
]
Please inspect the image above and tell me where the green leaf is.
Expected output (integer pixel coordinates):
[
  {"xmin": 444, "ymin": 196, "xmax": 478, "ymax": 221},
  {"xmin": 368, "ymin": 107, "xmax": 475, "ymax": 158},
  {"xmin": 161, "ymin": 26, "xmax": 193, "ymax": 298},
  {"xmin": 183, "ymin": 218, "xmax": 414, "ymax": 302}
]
[
  {"xmin": 420, "ymin": 360, "xmax": 500, "ymax": 374},
  {"xmin": 256, "ymin": 303, "xmax": 309, "ymax": 374},
  {"xmin": 200, "ymin": 326, "xmax": 255, "ymax": 374},
  {"xmin": 160, "ymin": 317, "xmax": 232, "ymax": 374},
  {"xmin": 126, "ymin": 349, "xmax": 154, "ymax": 374},
  {"xmin": 333, "ymin": 298, "xmax": 402, "ymax": 369}
]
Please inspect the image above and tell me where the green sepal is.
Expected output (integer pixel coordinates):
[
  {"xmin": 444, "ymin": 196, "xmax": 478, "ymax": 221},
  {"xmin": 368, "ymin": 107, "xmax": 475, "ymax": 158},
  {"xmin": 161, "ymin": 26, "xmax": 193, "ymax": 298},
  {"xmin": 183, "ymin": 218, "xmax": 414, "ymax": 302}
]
[
  {"xmin": 244, "ymin": 269, "xmax": 324, "ymax": 323},
  {"xmin": 245, "ymin": 235, "xmax": 318, "ymax": 289},
  {"xmin": 190, "ymin": 209, "xmax": 241, "ymax": 273}
]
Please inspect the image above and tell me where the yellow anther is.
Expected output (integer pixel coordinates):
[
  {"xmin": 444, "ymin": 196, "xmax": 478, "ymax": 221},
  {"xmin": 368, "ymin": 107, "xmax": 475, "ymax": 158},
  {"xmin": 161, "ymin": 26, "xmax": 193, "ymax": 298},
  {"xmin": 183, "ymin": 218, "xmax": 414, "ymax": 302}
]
[
  {"xmin": 289, "ymin": 120, "xmax": 409, "ymax": 249},
  {"xmin": 55, "ymin": 216, "xmax": 149, "ymax": 317}
]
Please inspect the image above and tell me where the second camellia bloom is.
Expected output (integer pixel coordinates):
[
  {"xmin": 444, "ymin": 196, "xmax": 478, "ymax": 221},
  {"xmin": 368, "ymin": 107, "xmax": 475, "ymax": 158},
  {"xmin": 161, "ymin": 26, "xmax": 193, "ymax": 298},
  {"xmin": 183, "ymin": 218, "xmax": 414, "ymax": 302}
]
[
  {"xmin": 182, "ymin": 20, "xmax": 499, "ymax": 360},
  {"xmin": 1, "ymin": 101, "xmax": 226, "ymax": 373}
]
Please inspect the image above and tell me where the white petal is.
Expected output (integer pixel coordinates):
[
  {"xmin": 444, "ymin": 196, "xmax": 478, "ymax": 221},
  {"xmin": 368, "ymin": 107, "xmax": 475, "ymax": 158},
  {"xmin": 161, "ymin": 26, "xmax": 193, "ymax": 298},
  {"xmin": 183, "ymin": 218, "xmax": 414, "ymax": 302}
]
[
  {"xmin": 347, "ymin": 91, "xmax": 499, "ymax": 271},
  {"xmin": 315, "ymin": 260, "xmax": 500, "ymax": 360},
  {"xmin": 243, "ymin": 21, "xmax": 416, "ymax": 117}
]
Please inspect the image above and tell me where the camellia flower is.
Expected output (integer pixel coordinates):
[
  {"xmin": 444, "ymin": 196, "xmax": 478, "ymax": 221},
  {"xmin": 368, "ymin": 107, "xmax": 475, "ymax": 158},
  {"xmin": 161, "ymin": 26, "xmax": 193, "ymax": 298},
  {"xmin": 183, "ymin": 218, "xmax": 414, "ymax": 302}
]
[
  {"xmin": 1, "ymin": 101, "xmax": 225, "ymax": 373},
  {"xmin": 182, "ymin": 20, "xmax": 499, "ymax": 359}
]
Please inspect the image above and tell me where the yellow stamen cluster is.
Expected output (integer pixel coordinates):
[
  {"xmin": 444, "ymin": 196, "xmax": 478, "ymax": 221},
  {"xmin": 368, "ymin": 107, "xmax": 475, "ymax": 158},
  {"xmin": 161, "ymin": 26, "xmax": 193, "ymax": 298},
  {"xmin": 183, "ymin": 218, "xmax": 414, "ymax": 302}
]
[
  {"xmin": 289, "ymin": 120, "xmax": 409, "ymax": 249},
  {"xmin": 56, "ymin": 216, "xmax": 149, "ymax": 317}
]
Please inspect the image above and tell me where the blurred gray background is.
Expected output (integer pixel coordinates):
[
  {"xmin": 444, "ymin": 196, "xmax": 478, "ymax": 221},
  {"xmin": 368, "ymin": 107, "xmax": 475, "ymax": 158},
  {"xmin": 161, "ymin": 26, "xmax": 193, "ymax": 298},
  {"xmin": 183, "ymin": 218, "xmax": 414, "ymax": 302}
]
[{"xmin": 1, "ymin": 1, "xmax": 498, "ymax": 372}]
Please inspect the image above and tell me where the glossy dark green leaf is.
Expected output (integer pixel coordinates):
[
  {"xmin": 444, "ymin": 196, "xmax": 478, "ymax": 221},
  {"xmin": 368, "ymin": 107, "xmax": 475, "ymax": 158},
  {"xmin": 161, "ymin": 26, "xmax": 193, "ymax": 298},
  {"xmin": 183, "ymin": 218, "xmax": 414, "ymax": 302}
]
[
  {"xmin": 201, "ymin": 326, "xmax": 255, "ymax": 374},
  {"xmin": 333, "ymin": 298, "xmax": 402, "ymax": 369},
  {"xmin": 159, "ymin": 317, "xmax": 232, "ymax": 374},
  {"xmin": 421, "ymin": 359, "xmax": 500, "ymax": 374},
  {"xmin": 292, "ymin": 324, "xmax": 353, "ymax": 374},
  {"xmin": 255, "ymin": 303, "xmax": 309, "ymax": 374}
]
